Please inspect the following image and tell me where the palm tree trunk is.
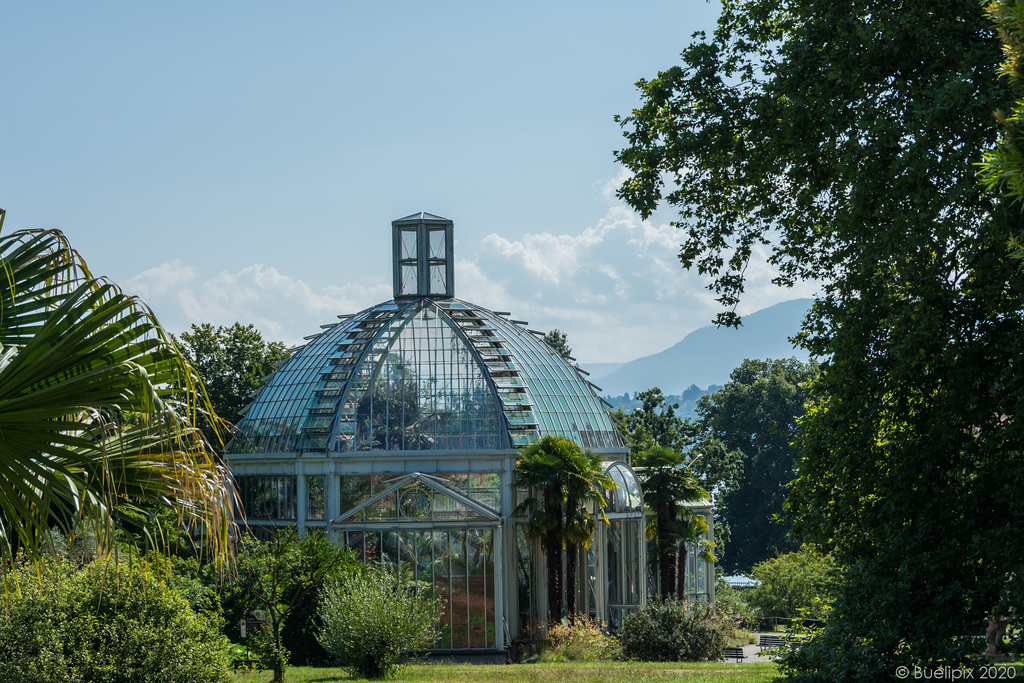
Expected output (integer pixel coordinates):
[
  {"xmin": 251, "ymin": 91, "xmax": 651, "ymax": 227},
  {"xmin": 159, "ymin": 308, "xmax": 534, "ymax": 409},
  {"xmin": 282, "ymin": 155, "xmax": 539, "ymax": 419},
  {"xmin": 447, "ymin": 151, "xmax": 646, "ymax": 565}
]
[
  {"xmin": 659, "ymin": 501, "xmax": 675, "ymax": 598},
  {"xmin": 676, "ymin": 541, "xmax": 689, "ymax": 599},
  {"xmin": 544, "ymin": 493, "xmax": 563, "ymax": 622},
  {"xmin": 658, "ymin": 508, "xmax": 677, "ymax": 600},
  {"xmin": 566, "ymin": 542, "xmax": 578, "ymax": 616}
]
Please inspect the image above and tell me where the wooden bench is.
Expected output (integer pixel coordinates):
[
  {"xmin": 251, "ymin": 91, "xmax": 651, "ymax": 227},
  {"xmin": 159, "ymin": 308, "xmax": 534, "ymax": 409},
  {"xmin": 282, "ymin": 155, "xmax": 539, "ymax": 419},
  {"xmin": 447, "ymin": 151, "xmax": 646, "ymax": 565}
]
[
  {"xmin": 722, "ymin": 646, "xmax": 747, "ymax": 662},
  {"xmin": 758, "ymin": 635, "xmax": 786, "ymax": 650}
]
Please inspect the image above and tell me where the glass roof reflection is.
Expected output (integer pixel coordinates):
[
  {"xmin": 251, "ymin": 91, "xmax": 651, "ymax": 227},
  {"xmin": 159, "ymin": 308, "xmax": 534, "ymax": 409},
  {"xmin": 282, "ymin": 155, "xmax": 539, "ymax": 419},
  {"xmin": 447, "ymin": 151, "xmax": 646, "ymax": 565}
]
[{"xmin": 232, "ymin": 297, "xmax": 626, "ymax": 454}]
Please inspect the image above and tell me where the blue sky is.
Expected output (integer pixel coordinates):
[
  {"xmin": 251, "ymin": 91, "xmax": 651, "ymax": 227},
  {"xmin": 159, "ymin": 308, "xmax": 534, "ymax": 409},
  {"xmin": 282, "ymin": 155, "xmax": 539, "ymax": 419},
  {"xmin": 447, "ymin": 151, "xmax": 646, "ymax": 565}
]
[{"xmin": 1, "ymin": 1, "xmax": 816, "ymax": 362}]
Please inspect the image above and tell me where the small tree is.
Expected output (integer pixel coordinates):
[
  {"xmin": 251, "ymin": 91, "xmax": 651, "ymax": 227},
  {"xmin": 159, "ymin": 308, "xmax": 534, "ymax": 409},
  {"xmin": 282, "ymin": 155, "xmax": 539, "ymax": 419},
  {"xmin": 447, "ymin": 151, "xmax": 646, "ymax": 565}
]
[
  {"xmin": 232, "ymin": 528, "xmax": 352, "ymax": 682},
  {"xmin": 317, "ymin": 564, "xmax": 440, "ymax": 679}
]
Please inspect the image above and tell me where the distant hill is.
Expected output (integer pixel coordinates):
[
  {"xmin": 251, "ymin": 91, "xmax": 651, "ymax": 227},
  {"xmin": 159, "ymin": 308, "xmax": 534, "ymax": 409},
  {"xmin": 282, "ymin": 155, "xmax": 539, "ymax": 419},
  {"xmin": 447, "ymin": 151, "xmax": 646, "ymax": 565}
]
[
  {"xmin": 586, "ymin": 299, "xmax": 813, "ymax": 396},
  {"xmin": 581, "ymin": 362, "xmax": 625, "ymax": 381}
]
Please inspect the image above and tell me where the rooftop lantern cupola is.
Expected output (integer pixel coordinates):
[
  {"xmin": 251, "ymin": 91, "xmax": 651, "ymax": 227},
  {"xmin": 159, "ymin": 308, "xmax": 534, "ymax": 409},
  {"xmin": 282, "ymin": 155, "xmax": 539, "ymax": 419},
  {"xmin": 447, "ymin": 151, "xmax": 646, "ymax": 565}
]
[{"xmin": 392, "ymin": 212, "xmax": 455, "ymax": 299}]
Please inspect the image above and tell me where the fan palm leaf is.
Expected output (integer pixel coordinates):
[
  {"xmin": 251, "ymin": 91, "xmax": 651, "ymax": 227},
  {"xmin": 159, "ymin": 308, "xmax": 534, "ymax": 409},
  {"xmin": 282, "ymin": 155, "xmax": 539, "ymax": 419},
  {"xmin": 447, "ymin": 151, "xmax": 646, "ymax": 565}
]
[{"xmin": 0, "ymin": 213, "xmax": 231, "ymax": 562}]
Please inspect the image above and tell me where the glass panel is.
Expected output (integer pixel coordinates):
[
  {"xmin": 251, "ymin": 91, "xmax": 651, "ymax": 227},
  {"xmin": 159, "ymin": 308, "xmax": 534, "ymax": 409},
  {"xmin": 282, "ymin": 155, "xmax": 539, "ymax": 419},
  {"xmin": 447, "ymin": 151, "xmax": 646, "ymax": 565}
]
[
  {"xmin": 236, "ymin": 475, "xmax": 297, "ymax": 520},
  {"xmin": 400, "ymin": 264, "xmax": 418, "ymax": 295},
  {"xmin": 306, "ymin": 475, "xmax": 324, "ymax": 520},
  {"xmin": 347, "ymin": 304, "xmax": 506, "ymax": 452},
  {"xmin": 339, "ymin": 475, "xmax": 372, "ymax": 515},
  {"xmin": 366, "ymin": 492, "xmax": 397, "ymax": 520},
  {"xmin": 401, "ymin": 228, "xmax": 417, "ymax": 260},
  {"xmin": 607, "ymin": 521, "xmax": 621, "ymax": 605},
  {"xmin": 624, "ymin": 520, "xmax": 641, "ymax": 604},
  {"xmin": 429, "ymin": 263, "xmax": 446, "ymax": 294},
  {"xmin": 516, "ymin": 525, "xmax": 533, "ymax": 636},
  {"xmin": 429, "ymin": 228, "xmax": 446, "ymax": 259}
]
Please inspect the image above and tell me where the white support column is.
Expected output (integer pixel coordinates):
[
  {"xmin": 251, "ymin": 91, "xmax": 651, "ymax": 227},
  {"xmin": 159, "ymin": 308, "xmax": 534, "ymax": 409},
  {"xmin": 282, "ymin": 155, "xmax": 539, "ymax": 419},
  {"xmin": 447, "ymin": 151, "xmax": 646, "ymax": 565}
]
[
  {"xmin": 296, "ymin": 462, "xmax": 307, "ymax": 536},
  {"xmin": 494, "ymin": 524, "xmax": 504, "ymax": 651}
]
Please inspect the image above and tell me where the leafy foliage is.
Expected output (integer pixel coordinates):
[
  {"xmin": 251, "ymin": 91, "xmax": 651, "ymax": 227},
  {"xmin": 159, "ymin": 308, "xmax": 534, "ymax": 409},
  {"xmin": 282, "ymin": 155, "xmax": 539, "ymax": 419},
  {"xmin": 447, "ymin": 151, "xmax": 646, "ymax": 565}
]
[
  {"xmin": 176, "ymin": 322, "xmax": 289, "ymax": 445},
  {"xmin": 981, "ymin": 0, "xmax": 1024, "ymax": 201},
  {"xmin": 542, "ymin": 329, "xmax": 574, "ymax": 361},
  {"xmin": 0, "ymin": 556, "xmax": 231, "ymax": 683},
  {"xmin": 0, "ymin": 212, "xmax": 231, "ymax": 563},
  {"xmin": 613, "ymin": 388, "xmax": 697, "ymax": 456},
  {"xmin": 692, "ymin": 358, "xmax": 817, "ymax": 573},
  {"xmin": 229, "ymin": 528, "xmax": 355, "ymax": 680},
  {"xmin": 744, "ymin": 547, "xmax": 837, "ymax": 621},
  {"xmin": 317, "ymin": 564, "xmax": 440, "ymax": 679},
  {"xmin": 512, "ymin": 436, "xmax": 616, "ymax": 620},
  {"xmin": 539, "ymin": 616, "xmax": 621, "ymax": 662},
  {"xmin": 615, "ymin": 0, "xmax": 1024, "ymax": 678},
  {"xmin": 633, "ymin": 446, "xmax": 711, "ymax": 600},
  {"xmin": 619, "ymin": 599, "xmax": 728, "ymax": 662}
]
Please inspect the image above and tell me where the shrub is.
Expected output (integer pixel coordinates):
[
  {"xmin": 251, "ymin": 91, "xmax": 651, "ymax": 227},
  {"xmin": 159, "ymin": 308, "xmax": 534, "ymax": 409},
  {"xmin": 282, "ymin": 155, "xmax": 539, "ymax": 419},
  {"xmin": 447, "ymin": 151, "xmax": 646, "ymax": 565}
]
[
  {"xmin": 317, "ymin": 565, "xmax": 440, "ymax": 679},
  {"xmin": 620, "ymin": 599, "xmax": 728, "ymax": 662},
  {"xmin": 0, "ymin": 556, "xmax": 231, "ymax": 683},
  {"xmin": 540, "ymin": 616, "xmax": 621, "ymax": 662}
]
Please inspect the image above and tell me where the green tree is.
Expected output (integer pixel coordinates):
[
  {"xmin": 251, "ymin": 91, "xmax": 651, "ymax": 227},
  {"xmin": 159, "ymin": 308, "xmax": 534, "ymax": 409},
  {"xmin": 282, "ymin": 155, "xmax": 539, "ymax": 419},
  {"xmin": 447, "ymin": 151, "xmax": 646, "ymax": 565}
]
[
  {"xmin": 693, "ymin": 358, "xmax": 816, "ymax": 573},
  {"xmin": 317, "ymin": 564, "xmax": 440, "ymax": 679},
  {"xmin": 634, "ymin": 446, "xmax": 711, "ymax": 600},
  {"xmin": 231, "ymin": 528, "xmax": 353, "ymax": 682},
  {"xmin": 512, "ymin": 436, "xmax": 615, "ymax": 620},
  {"xmin": 543, "ymin": 329, "xmax": 573, "ymax": 361},
  {"xmin": 0, "ymin": 212, "xmax": 230, "ymax": 562},
  {"xmin": 614, "ymin": 1, "xmax": 1023, "ymax": 677},
  {"xmin": 614, "ymin": 387, "xmax": 697, "ymax": 457},
  {"xmin": 176, "ymin": 322, "xmax": 289, "ymax": 444},
  {"xmin": 745, "ymin": 546, "xmax": 838, "ymax": 621}
]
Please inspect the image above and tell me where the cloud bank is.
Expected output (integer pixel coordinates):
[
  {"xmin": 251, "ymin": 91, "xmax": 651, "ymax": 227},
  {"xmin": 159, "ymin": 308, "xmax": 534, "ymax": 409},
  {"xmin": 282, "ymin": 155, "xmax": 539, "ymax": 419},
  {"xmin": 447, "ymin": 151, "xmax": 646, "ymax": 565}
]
[{"xmin": 126, "ymin": 178, "xmax": 816, "ymax": 361}]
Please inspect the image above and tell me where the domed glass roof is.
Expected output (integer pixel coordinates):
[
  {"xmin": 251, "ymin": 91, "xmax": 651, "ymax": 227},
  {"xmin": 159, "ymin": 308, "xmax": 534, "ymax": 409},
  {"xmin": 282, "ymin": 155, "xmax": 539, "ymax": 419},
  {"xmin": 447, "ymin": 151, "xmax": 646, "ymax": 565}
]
[
  {"xmin": 233, "ymin": 297, "xmax": 625, "ymax": 454},
  {"xmin": 232, "ymin": 213, "xmax": 625, "ymax": 456}
]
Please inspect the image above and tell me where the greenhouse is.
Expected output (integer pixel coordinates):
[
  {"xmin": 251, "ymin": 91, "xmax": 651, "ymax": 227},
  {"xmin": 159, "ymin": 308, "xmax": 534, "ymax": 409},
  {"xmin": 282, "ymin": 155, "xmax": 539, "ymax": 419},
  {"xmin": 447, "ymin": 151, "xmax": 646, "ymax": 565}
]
[{"xmin": 227, "ymin": 212, "xmax": 714, "ymax": 654}]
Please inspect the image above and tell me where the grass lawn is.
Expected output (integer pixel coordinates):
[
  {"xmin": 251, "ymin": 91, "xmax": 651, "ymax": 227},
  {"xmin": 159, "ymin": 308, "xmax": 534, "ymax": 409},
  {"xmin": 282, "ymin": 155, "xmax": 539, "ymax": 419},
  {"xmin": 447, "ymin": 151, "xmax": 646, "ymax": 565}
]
[{"xmin": 229, "ymin": 661, "xmax": 783, "ymax": 683}]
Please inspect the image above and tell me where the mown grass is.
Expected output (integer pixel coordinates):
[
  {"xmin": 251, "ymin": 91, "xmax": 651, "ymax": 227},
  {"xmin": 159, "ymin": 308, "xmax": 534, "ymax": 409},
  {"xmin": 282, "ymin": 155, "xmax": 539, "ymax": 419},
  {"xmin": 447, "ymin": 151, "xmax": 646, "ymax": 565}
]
[{"xmin": 229, "ymin": 661, "xmax": 783, "ymax": 683}]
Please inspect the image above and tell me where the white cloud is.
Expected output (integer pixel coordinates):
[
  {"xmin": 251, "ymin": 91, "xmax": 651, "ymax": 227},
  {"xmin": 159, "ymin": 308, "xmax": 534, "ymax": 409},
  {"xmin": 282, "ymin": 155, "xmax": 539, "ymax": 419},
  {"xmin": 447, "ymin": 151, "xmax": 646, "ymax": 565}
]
[
  {"xmin": 122, "ymin": 259, "xmax": 197, "ymax": 297},
  {"xmin": 128, "ymin": 262, "xmax": 390, "ymax": 346},
  {"xmin": 458, "ymin": 195, "xmax": 814, "ymax": 363},
  {"xmin": 124, "ymin": 173, "xmax": 818, "ymax": 362}
]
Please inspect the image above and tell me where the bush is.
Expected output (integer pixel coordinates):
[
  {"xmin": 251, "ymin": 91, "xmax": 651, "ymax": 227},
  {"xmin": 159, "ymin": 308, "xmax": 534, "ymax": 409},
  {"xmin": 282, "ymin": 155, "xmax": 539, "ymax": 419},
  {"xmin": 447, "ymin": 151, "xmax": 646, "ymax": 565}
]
[
  {"xmin": 540, "ymin": 617, "xmax": 621, "ymax": 662},
  {"xmin": 317, "ymin": 565, "xmax": 440, "ymax": 679},
  {"xmin": 0, "ymin": 556, "xmax": 230, "ymax": 683},
  {"xmin": 620, "ymin": 599, "xmax": 728, "ymax": 662}
]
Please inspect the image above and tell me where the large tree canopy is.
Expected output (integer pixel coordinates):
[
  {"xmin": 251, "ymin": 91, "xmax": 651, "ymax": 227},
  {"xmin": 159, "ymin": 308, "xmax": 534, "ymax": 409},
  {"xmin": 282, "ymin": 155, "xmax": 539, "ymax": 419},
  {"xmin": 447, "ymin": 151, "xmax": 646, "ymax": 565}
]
[
  {"xmin": 616, "ymin": 1, "xmax": 1024, "ymax": 677},
  {"xmin": 693, "ymin": 358, "xmax": 816, "ymax": 574},
  {"xmin": 176, "ymin": 322, "xmax": 289, "ymax": 445}
]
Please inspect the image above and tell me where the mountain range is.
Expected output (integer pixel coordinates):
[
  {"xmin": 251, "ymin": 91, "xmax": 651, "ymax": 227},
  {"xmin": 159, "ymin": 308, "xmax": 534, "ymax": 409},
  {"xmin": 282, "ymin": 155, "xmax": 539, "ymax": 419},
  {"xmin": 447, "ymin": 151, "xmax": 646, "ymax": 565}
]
[{"xmin": 582, "ymin": 298, "xmax": 813, "ymax": 396}]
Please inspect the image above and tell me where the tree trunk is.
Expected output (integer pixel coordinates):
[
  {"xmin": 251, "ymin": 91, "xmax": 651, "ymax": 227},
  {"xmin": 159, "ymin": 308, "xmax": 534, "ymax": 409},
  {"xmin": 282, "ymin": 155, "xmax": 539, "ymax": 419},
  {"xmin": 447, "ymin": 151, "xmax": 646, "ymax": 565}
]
[
  {"xmin": 544, "ymin": 493, "xmax": 563, "ymax": 622},
  {"xmin": 271, "ymin": 610, "xmax": 285, "ymax": 683},
  {"xmin": 545, "ymin": 526, "xmax": 562, "ymax": 621},
  {"xmin": 676, "ymin": 542, "xmax": 689, "ymax": 600},
  {"xmin": 658, "ymin": 506, "xmax": 677, "ymax": 600},
  {"xmin": 566, "ymin": 541, "xmax": 578, "ymax": 616}
]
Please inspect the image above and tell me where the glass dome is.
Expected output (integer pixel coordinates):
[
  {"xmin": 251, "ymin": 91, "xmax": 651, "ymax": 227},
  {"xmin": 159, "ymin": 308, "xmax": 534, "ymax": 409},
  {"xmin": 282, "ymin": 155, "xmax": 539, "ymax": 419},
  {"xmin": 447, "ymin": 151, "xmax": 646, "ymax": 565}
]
[{"xmin": 233, "ymin": 296, "xmax": 625, "ymax": 455}]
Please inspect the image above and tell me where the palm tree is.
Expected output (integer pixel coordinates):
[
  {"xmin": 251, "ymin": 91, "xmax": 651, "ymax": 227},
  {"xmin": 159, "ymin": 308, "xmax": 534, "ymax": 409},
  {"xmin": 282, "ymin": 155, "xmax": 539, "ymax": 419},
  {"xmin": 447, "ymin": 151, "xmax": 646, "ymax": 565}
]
[
  {"xmin": 512, "ymin": 437, "xmax": 565, "ymax": 621},
  {"xmin": 0, "ymin": 211, "xmax": 231, "ymax": 561},
  {"xmin": 512, "ymin": 436, "xmax": 616, "ymax": 621},
  {"xmin": 560, "ymin": 446, "xmax": 615, "ymax": 616},
  {"xmin": 634, "ymin": 445, "xmax": 711, "ymax": 601}
]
